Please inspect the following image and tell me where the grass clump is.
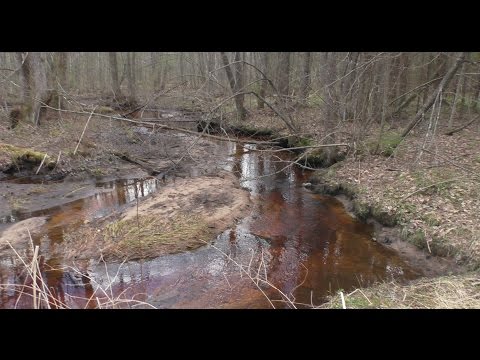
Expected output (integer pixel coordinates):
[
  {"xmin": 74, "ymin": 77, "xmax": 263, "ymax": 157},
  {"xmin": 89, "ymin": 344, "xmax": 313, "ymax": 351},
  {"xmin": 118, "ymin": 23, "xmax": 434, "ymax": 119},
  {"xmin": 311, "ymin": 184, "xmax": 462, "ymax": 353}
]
[
  {"xmin": 320, "ymin": 273, "xmax": 480, "ymax": 309},
  {"xmin": 102, "ymin": 213, "xmax": 214, "ymax": 260}
]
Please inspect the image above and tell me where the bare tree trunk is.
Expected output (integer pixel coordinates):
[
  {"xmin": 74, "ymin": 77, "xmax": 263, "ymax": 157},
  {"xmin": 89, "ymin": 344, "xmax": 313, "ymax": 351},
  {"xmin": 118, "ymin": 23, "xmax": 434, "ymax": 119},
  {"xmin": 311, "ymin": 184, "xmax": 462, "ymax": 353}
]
[
  {"xmin": 458, "ymin": 53, "xmax": 471, "ymax": 117},
  {"xmin": 374, "ymin": 55, "xmax": 391, "ymax": 153},
  {"xmin": 324, "ymin": 52, "xmax": 338, "ymax": 128},
  {"xmin": 220, "ymin": 52, "xmax": 246, "ymax": 120},
  {"xmin": 126, "ymin": 52, "xmax": 137, "ymax": 104},
  {"xmin": 344, "ymin": 52, "xmax": 360, "ymax": 120},
  {"xmin": 401, "ymin": 52, "xmax": 465, "ymax": 137},
  {"xmin": 151, "ymin": 52, "xmax": 159, "ymax": 90},
  {"xmin": 257, "ymin": 52, "xmax": 269, "ymax": 109},
  {"xmin": 179, "ymin": 52, "xmax": 185, "ymax": 92},
  {"xmin": 398, "ymin": 53, "xmax": 409, "ymax": 98},
  {"xmin": 299, "ymin": 52, "xmax": 312, "ymax": 102},
  {"xmin": 15, "ymin": 52, "xmax": 28, "ymax": 103},
  {"xmin": 109, "ymin": 52, "xmax": 122, "ymax": 99},
  {"xmin": 277, "ymin": 52, "xmax": 291, "ymax": 99},
  {"xmin": 159, "ymin": 60, "xmax": 168, "ymax": 90},
  {"xmin": 233, "ymin": 52, "xmax": 245, "ymax": 112},
  {"xmin": 15, "ymin": 52, "xmax": 50, "ymax": 126},
  {"xmin": 50, "ymin": 52, "xmax": 68, "ymax": 109}
]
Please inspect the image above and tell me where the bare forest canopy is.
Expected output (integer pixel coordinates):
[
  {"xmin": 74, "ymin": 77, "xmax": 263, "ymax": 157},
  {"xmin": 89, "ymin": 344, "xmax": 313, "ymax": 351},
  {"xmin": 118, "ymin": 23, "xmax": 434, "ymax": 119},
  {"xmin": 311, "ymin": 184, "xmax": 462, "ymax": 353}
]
[{"xmin": 0, "ymin": 52, "xmax": 478, "ymax": 141}]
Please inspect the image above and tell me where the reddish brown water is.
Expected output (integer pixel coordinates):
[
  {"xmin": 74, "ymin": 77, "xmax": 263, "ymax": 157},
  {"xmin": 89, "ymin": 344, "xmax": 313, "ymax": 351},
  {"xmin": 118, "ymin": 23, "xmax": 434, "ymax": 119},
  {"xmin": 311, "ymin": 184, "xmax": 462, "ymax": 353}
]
[{"xmin": 0, "ymin": 141, "xmax": 422, "ymax": 309}]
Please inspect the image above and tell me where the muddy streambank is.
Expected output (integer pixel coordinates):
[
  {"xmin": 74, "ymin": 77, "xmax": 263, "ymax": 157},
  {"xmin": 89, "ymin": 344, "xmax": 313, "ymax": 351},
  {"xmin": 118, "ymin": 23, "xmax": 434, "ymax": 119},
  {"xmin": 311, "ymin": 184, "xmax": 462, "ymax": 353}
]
[{"xmin": 308, "ymin": 176, "xmax": 463, "ymax": 278}]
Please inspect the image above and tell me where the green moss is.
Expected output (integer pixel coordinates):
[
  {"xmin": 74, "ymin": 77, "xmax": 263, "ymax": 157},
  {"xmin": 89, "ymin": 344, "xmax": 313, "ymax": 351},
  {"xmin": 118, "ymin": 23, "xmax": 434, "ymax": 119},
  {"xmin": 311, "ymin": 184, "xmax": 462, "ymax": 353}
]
[
  {"xmin": 369, "ymin": 131, "xmax": 402, "ymax": 157},
  {"xmin": 421, "ymin": 213, "xmax": 441, "ymax": 227},
  {"xmin": 96, "ymin": 106, "xmax": 115, "ymax": 114},
  {"xmin": 371, "ymin": 205, "xmax": 397, "ymax": 227},
  {"xmin": 91, "ymin": 168, "xmax": 105, "ymax": 177},
  {"xmin": 0, "ymin": 144, "xmax": 53, "ymax": 171},
  {"xmin": 306, "ymin": 93, "xmax": 324, "ymax": 107},
  {"xmin": 409, "ymin": 229, "xmax": 426, "ymax": 249},
  {"xmin": 429, "ymin": 236, "xmax": 454, "ymax": 258},
  {"xmin": 294, "ymin": 137, "xmax": 314, "ymax": 147},
  {"xmin": 0, "ymin": 144, "xmax": 48, "ymax": 163},
  {"xmin": 352, "ymin": 199, "xmax": 371, "ymax": 220},
  {"xmin": 305, "ymin": 149, "xmax": 328, "ymax": 167},
  {"xmin": 412, "ymin": 169, "xmax": 456, "ymax": 196}
]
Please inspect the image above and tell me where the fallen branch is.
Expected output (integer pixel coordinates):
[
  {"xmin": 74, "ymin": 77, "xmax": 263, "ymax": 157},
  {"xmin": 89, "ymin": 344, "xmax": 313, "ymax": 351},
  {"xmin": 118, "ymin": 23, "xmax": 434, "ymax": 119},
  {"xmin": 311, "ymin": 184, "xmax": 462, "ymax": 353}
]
[
  {"xmin": 35, "ymin": 153, "xmax": 48, "ymax": 175},
  {"xmin": 111, "ymin": 152, "xmax": 167, "ymax": 176},
  {"xmin": 340, "ymin": 291, "xmax": 346, "ymax": 309},
  {"xmin": 74, "ymin": 106, "xmax": 97, "ymax": 155},
  {"xmin": 421, "ymin": 147, "xmax": 479, "ymax": 179},
  {"xmin": 401, "ymin": 178, "xmax": 460, "ymax": 201},
  {"xmin": 41, "ymin": 104, "xmax": 280, "ymax": 145},
  {"xmin": 443, "ymin": 115, "xmax": 480, "ymax": 136},
  {"xmin": 389, "ymin": 76, "xmax": 443, "ymax": 106}
]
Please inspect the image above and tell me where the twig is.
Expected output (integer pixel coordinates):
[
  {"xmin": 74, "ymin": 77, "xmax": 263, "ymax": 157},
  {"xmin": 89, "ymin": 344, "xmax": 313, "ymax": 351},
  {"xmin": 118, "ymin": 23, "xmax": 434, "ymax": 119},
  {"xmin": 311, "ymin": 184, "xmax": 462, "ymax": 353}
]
[
  {"xmin": 421, "ymin": 147, "xmax": 479, "ymax": 179},
  {"xmin": 53, "ymin": 151, "xmax": 61, "ymax": 171},
  {"xmin": 35, "ymin": 153, "xmax": 48, "ymax": 175},
  {"xmin": 443, "ymin": 114, "xmax": 480, "ymax": 136},
  {"xmin": 73, "ymin": 105, "xmax": 98, "ymax": 155},
  {"xmin": 401, "ymin": 177, "xmax": 460, "ymax": 201},
  {"xmin": 348, "ymin": 288, "xmax": 373, "ymax": 305},
  {"xmin": 62, "ymin": 185, "xmax": 87, "ymax": 198},
  {"xmin": 340, "ymin": 291, "xmax": 346, "ymax": 309},
  {"xmin": 31, "ymin": 245, "xmax": 39, "ymax": 309}
]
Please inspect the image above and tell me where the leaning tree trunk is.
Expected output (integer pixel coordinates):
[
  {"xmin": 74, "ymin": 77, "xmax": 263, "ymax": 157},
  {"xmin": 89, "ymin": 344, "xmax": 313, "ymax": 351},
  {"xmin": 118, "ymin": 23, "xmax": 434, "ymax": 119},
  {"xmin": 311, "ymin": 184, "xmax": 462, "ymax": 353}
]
[
  {"xmin": 448, "ymin": 62, "xmax": 464, "ymax": 131},
  {"xmin": 220, "ymin": 52, "xmax": 246, "ymax": 121},
  {"xmin": 401, "ymin": 52, "xmax": 465, "ymax": 138}
]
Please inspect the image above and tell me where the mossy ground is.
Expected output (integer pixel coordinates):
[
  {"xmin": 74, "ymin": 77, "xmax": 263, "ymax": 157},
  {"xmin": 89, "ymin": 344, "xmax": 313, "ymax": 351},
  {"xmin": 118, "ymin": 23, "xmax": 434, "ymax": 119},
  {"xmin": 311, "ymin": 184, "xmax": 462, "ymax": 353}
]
[{"xmin": 0, "ymin": 143, "xmax": 54, "ymax": 172}]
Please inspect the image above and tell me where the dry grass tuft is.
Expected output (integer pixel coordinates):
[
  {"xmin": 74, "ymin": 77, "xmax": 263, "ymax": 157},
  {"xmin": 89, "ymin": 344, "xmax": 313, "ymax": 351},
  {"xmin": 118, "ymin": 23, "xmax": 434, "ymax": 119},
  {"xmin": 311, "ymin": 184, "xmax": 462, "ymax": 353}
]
[
  {"xmin": 103, "ymin": 213, "xmax": 213, "ymax": 260},
  {"xmin": 321, "ymin": 273, "xmax": 480, "ymax": 309},
  {"xmin": 63, "ymin": 213, "xmax": 215, "ymax": 261},
  {"xmin": 0, "ymin": 236, "xmax": 157, "ymax": 309}
]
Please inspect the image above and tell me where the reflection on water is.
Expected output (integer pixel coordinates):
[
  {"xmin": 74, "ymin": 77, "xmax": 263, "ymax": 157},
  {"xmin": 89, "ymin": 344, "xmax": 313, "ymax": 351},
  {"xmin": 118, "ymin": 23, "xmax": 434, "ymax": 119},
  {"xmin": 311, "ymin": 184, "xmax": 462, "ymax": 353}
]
[
  {"xmin": 0, "ymin": 140, "xmax": 422, "ymax": 309},
  {"xmin": 0, "ymin": 178, "xmax": 159, "ymax": 308}
]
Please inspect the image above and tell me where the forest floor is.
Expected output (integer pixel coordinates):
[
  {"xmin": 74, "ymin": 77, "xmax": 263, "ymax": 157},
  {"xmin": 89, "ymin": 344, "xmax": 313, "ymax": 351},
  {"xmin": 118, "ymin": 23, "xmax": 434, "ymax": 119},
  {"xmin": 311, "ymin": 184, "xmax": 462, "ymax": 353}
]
[{"xmin": 224, "ymin": 102, "xmax": 480, "ymax": 308}]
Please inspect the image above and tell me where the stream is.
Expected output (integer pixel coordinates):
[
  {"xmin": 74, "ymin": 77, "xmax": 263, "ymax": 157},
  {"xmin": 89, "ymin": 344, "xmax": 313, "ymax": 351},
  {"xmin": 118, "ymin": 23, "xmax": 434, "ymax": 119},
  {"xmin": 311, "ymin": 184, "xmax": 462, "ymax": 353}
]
[{"xmin": 0, "ymin": 133, "xmax": 423, "ymax": 308}]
